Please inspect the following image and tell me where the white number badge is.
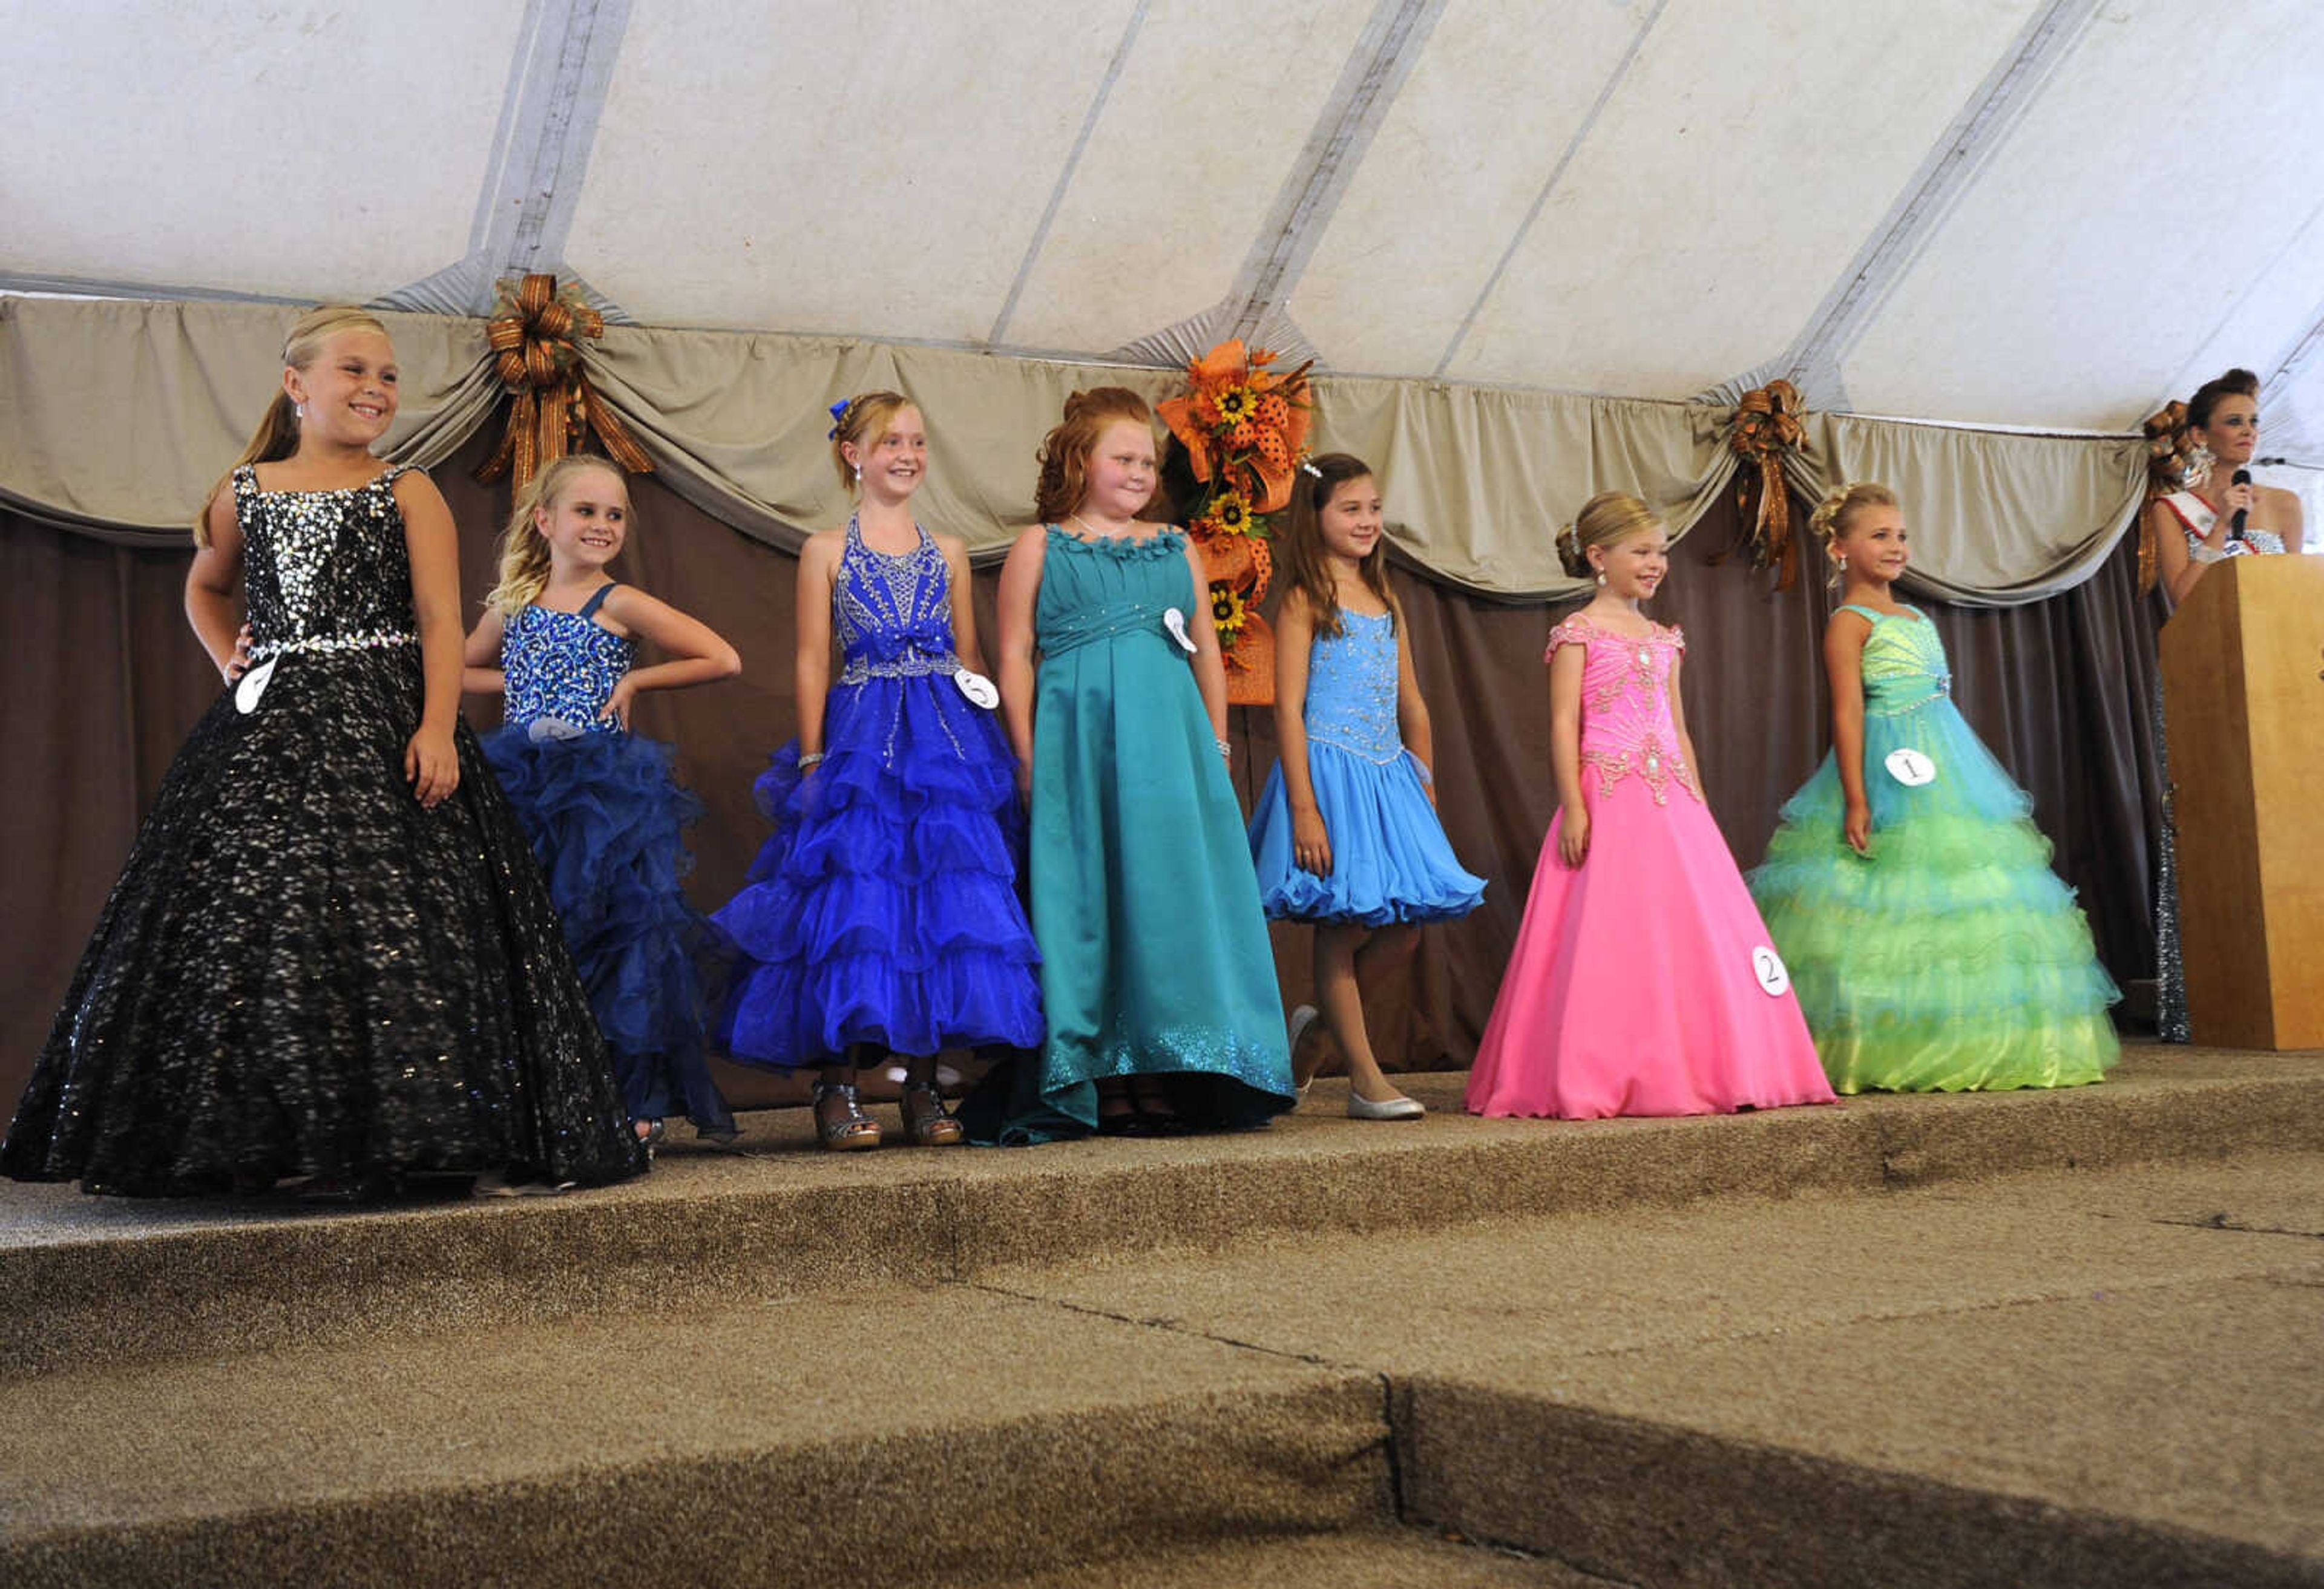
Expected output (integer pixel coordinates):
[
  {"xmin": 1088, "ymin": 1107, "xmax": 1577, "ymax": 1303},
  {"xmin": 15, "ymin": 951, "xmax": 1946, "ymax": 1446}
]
[
  {"xmin": 954, "ymin": 669, "xmax": 1000, "ymax": 709},
  {"xmin": 1750, "ymin": 945, "xmax": 1792, "ymax": 998},
  {"xmin": 1883, "ymin": 748, "xmax": 1937, "ymax": 787},
  {"xmin": 1161, "ymin": 607, "xmax": 1198, "ymax": 655},
  {"xmin": 233, "ymin": 657, "xmax": 278, "ymax": 715}
]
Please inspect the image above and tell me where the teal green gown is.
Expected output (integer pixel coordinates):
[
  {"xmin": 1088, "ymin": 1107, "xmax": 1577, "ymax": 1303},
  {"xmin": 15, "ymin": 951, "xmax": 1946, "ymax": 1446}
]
[
  {"xmin": 1747, "ymin": 604, "xmax": 2119, "ymax": 1092},
  {"xmin": 964, "ymin": 526, "xmax": 1294, "ymax": 1143}
]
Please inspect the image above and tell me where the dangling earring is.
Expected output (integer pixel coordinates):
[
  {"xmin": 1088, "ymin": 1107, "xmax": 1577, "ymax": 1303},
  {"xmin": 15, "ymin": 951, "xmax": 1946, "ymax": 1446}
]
[
  {"xmin": 1837, "ymin": 553, "xmax": 1848, "ymax": 571},
  {"xmin": 1595, "ymin": 571, "xmax": 1607, "ymax": 587},
  {"xmin": 294, "ymin": 403, "xmax": 306, "ymax": 421},
  {"xmin": 853, "ymin": 464, "xmax": 863, "ymax": 484}
]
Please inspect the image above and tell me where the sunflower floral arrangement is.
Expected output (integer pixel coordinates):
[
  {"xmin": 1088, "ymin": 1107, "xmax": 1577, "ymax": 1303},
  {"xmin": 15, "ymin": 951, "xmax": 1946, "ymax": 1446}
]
[{"xmin": 1157, "ymin": 339, "xmax": 1313, "ymax": 704}]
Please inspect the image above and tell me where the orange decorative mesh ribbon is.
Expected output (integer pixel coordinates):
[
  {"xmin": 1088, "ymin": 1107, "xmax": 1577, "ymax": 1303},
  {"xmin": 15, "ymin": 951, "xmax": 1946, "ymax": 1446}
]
[
  {"xmin": 1719, "ymin": 380, "xmax": 1807, "ymax": 590},
  {"xmin": 1158, "ymin": 340, "xmax": 1313, "ymax": 705},
  {"xmin": 2138, "ymin": 400, "xmax": 2194, "ymax": 594},
  {"xmin": 474, "ymin": 274, "xmax": 653, "ymax": 488}
]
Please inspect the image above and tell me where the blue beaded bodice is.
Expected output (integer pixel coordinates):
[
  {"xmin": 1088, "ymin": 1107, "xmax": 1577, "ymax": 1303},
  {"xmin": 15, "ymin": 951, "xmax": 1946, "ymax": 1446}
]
[
  {"xmin": 835, "ymin": 519, "xmax": 959, "ymax": 687},
  {"xmin": 1305, "ymin": 608, "xmax": 1402, "ymax": 761},
  {"xmin": 502, "ymin": 591, "xmax": 634, "ymax": 736}
]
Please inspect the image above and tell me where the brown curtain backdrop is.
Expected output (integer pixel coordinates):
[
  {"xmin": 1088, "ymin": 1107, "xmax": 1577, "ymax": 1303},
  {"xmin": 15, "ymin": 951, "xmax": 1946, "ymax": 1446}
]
[{"xmin": 1, "ymin": 434, "xmax": 2165, "ymax": 1113}]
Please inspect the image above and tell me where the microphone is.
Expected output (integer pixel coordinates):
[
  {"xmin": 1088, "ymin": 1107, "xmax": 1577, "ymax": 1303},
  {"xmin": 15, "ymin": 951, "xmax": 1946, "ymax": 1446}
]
[{"xmin": 2230, "ymin": 468, "xmax": 2251, "ymax": 541}]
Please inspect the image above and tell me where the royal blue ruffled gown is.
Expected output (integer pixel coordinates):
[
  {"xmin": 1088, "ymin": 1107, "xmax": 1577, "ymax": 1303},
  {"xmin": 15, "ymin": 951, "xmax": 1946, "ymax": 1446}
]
[
  {"xmin": 480, "ymin": 583, "xmax": 735, "ymax": 1138},
  {"xmin": 713, "ymin": 520, "xmax": 1043, "ymax": 1066},
  {"xmin": 1249, "ymin": 607, "xmax": 1484, "ymax": 924}
]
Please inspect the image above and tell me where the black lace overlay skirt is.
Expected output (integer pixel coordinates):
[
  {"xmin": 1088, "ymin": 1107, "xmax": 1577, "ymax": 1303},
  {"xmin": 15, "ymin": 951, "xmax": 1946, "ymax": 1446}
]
[{"xmin": 4, "ymin": 646, "xmax": 648, "ymax": 1195}]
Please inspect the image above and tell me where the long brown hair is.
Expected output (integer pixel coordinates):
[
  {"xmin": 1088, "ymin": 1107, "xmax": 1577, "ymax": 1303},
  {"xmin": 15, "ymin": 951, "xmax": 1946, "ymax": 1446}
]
[
  {"xmin": 484, "ymin": 455, "xmax": 630, "ymax": 615},
  {"xmin": 1279, "ymin": 453, "xmax": 1393, "ymax": 638},
  {"xmin": 197, "ymin": 305, "xmax": 389, "ymax": 547},
  {"xmin": 1034, "ymin": 387, "xmax": 1155, "ymax": 523}
]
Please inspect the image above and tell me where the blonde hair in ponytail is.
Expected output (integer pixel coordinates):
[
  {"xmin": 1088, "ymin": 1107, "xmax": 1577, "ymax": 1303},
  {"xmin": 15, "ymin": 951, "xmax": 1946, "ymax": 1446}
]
[
  {"xmin": 485, "ymin": 454, "xmax": 631, "ymax": 615},
  {"xmin": 1810, "ymin": 482, "xmax": 1899, "ymax": 587},
  {"xmin": 196, "ymin": 305, "xmax": 390, "ymax": 548},
  {"xmin": 1555, "ymin": 491, "xmax": 1663, "ymax": 580}
]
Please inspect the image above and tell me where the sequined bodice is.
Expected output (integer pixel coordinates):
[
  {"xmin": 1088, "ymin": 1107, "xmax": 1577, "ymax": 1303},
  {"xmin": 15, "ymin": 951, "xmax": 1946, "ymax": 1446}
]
[
  {"xmin": 234, "ymin": 465, "xmax": 418, "ymax": 658},
  {"xmin": 501, "ymin": 600, "xmax": 634, "ymax": 735},
  {"xmin": 1305, "ymin": 608, "xmax": 1401, "ymax": 761},
  {"xmin": 835, "ymin": 519, "xmax": 959, "ymax": 686},
  {"xmin": 1548, "ymin": 614, "xmax": 1698, "ymax": 805},
  {"xmin": 2164, "ymin": 490, "xmax": 2290, "ymax": 558},
  {"xmin": 1845, "ymin": 605, "xmax": 1952, "ymax": 718}
]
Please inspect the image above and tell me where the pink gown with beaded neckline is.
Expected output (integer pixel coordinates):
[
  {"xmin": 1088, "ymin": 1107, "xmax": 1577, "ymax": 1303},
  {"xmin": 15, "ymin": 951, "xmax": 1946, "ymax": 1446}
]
[{"xmin": 1465, "ymin": 614, "xmax": 1834, "ymax": 1119}]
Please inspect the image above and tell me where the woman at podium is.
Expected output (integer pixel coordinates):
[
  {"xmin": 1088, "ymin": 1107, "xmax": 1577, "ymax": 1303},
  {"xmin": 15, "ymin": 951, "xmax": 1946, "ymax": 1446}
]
[
  {"xmin": 2144, "ymin": 367, "xmax": 2306, "ymax": 1041},
  {"xmin": 2148, "ymin": 369, "xmax": 2305, "ymax": 601}
]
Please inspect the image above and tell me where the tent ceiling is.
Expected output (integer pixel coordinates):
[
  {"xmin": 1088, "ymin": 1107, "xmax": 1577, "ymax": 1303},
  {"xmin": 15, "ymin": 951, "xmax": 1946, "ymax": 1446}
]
[{"xmin": 8, "ymin": 0, "xmax": 2324, "ymax": 460}]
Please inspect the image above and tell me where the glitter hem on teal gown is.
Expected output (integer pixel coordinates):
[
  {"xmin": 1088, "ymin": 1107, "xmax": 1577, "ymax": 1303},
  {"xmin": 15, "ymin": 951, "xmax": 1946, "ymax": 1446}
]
[{"xmin": 1747, "ymin": 605, "xmax": 2119, "ymax": 1093}]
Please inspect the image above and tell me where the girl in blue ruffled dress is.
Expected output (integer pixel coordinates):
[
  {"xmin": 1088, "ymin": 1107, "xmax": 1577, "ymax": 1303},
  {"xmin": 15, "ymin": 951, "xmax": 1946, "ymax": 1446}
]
[
  {"xmin": 464, "ymin": 455, "xmax": 744, "ymax": 1146},
  {"xmin": 712, "ymin": 393, "xmax": 1043, "ymax": 1150},
  {"xmin": 1249, "ymin": 454, "xmax": 1484, "ymax": 1119}
]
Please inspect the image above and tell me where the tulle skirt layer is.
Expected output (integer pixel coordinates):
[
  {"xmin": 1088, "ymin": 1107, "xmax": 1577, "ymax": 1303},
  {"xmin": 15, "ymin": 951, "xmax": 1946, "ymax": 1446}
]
[
  {"xmin": 1747, "ymin": 698, "xmax": 2120, "ymax": 1093},
  {"xmin": 482, "ymin": 726, "xmax": 735, "ymax": 1136},
  {"xmin": 714, "ymin": 676, "xmax": 1043, "ymax": 1066}
]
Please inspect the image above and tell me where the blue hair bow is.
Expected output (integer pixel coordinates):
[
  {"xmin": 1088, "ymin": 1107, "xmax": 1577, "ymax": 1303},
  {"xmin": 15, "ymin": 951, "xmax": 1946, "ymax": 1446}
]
[{"xmin": 826, "ymin": 398, "xmax": 851, "ymax": 440}]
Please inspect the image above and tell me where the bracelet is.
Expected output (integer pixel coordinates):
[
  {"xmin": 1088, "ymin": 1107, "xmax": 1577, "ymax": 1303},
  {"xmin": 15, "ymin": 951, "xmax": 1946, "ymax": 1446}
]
[
  {"xmin": 2188, "ymin": 543, "xmax": 2228, "ymax": 565},
  {"xmin": 1409, "ymin": 755, "xmax": 1434, "ymax": 785},
  {"xmin": 1215, "ymin": 736, "xmax": 1232, "ymax": 760},
  {"xmin": 798, "ymin": 751, "xmax": 827, "ymax": 769}
]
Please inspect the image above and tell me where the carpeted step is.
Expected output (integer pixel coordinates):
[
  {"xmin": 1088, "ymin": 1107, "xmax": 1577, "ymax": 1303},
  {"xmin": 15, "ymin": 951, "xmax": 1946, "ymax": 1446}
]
[
  {"xmin": 984, "ymin": 1152, "xmax": 2324, "ymax": 1589},
  {"xmin": 969, "ymin": 1527, "xmax": 1619, "ymax": 1587},
  {"xmin": 2, "ymin": 1048, "xmax": 2317, "ymax": 1378},
  {"xmin": 0, "ymin": 1285, "xmax": 1390, "ymax": 1589}
]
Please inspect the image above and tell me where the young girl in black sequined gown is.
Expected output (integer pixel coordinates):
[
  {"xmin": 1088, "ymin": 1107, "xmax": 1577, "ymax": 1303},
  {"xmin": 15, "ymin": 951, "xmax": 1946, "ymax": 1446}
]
[{"xmin": 1, "ymin": 307, "xmax": 646, "ymax": 1197}]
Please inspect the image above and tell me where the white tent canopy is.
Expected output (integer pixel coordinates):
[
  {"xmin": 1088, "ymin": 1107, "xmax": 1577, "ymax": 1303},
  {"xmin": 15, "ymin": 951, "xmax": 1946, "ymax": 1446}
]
[{"xmin": 8, "ymin": 0, "xmax": 2324, "ymax": 462}]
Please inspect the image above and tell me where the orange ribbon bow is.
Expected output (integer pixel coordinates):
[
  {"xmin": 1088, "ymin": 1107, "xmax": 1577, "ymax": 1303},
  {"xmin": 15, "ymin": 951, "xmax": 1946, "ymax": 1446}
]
[{"xmin": 474, "ymin": 274, "xmax": 653, "ymax": 489}]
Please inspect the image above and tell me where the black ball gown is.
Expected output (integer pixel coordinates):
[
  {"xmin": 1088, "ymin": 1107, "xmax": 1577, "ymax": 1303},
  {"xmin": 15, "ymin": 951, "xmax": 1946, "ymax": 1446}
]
[{"xmin": 2, "ymin": 465, "xmax": 647, "ymax": 1195}]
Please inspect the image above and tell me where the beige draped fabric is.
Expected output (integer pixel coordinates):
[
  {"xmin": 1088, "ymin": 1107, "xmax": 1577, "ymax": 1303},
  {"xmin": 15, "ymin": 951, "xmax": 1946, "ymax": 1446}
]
[
  {"xmin": 1786, "ymin": 413, "xmax": 2150, "ymax": 608},
  {"xmin": 0, "ymin": 293, "xmax": 2147, "ymax": 604},
  {"xmin": 0, "ymin": 297, "xmax": 494, "ymax": 546}
]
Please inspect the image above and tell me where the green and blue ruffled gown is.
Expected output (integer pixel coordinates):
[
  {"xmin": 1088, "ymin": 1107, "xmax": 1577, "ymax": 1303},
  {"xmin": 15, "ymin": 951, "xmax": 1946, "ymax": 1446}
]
[
  {"xmin": 1747, "ymin": 604, "xmax": 2120, "ymax": 1092},
  {"xmin": 964, "ymin": 526, "xmax": 1295, "ymax": 1142}
]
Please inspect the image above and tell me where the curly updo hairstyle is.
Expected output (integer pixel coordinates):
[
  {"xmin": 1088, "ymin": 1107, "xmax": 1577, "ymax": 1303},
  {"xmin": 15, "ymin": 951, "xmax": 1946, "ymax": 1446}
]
[{"xmin": 1555, "ymin": 491, "xmax": 1662, "ymax": 580}]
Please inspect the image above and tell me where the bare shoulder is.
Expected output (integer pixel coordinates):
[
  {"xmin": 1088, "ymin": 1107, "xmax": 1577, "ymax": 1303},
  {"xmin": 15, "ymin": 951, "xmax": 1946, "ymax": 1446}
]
[
  {"xmin": 799, "ymin": 527, "xmax": 847, "ymax": 569},
  {"xmin": 390, "ymin": 466, "xmax": 446, "ymax": 508}
]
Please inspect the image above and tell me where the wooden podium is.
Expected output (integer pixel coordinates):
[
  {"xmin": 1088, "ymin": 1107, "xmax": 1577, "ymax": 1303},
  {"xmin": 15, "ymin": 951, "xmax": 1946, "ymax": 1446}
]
[{"xmin": 2158, "ymin": 554, "xmax": 2324, "ymax": 1049}]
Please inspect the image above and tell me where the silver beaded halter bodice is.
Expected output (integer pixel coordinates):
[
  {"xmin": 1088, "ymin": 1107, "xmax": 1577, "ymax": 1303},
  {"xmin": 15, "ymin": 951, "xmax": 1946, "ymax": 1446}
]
[
  {"xmin": 234, "ymin": 465, "xmax": 419, "ymax": 661},
  {"xmin": 833, "ymin": 518, "xmax": 960, "ymax": 687}
]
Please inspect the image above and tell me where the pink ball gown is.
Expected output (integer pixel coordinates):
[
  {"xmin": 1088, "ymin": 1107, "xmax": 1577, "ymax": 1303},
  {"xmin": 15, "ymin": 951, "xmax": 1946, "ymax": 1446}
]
[{"xmin": 1465, "ymin": 614, "xmax": 1834, "ymax": 1119}]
